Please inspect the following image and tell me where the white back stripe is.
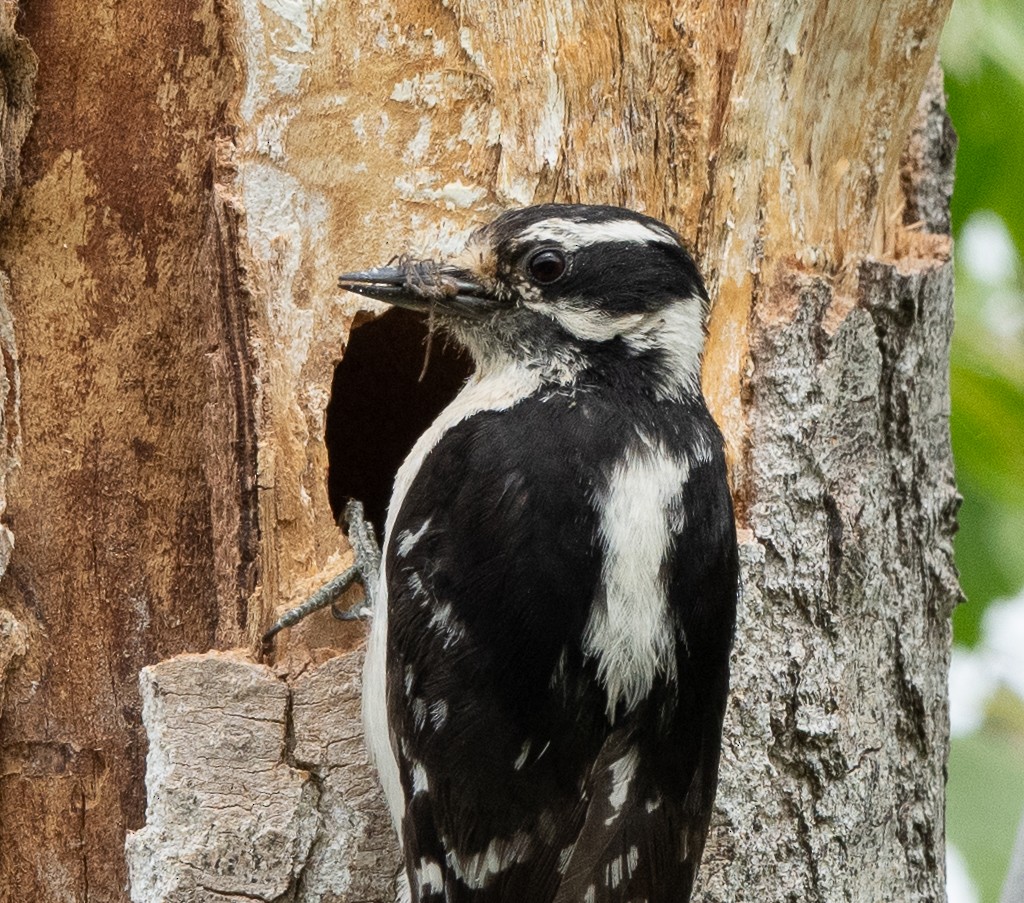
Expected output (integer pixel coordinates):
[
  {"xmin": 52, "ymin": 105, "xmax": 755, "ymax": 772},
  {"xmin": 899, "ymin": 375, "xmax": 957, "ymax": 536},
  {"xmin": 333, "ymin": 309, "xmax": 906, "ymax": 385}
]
[
  {"xmin": 531, "ymin": 305, "xmax": 645, "ymax": 343},
  {"xmin": 584, "ymin": 442, "xmax": 689, "ymax": 719}
]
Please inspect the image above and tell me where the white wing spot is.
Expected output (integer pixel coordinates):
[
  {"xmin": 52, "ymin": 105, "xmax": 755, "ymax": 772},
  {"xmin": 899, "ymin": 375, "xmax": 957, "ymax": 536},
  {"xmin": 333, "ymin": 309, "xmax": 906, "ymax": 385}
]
[
  {"xmin": 429, "ymin": 698, "xmax": 449, "ymax": 729},
  {"xmin": 428, "ymin": 601, "xmax": 467, "ymax": 647},
  {"xmin": 397, "ymin": 518, "xmax": 432, "ymax": 556},
  {"xmin": 415, "ymin": 858, "xmax": 444, "ymax": 895},
  {"xmin": 605, "ymin": 748, "xmax": 639, "ymax": 825},
  {"xmin": 514, "ymin": 739, "xmax": 531, "ymax": 770},
  {"xmin": 445, "ymin": 831, "xmax": 534, "ymax": 889},
  {"xmin": 608, "ymin": 854, "xmax": 624, "ymax": 888},
  {"xmin": 412, "ymin": 698, "xmax": 428, "ymax": 732},
  {"xmin": 583, "ymin": 884, "xmax": 597, "ymax": 903},
  {"xmin": 407, "ymin": 571, "xmax": 427, "ymax": 600},
  {"xmin": 411, "ymin": 760, "xmax": 430, "ymax": 795}
]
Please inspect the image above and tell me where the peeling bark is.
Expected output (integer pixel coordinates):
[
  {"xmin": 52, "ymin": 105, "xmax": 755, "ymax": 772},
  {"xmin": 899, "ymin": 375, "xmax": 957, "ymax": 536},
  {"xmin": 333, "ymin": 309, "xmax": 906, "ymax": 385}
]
[
  {"xmin": 0, "ymin": 0, "xmax": 30, "ymax": 736},
  {"xmin": 197, "ymin": 153, "xmax": 262, "ymax": 649},
  {"xmin": 0, "ymin": 1, "xmax": 957, "ymax": 901}
]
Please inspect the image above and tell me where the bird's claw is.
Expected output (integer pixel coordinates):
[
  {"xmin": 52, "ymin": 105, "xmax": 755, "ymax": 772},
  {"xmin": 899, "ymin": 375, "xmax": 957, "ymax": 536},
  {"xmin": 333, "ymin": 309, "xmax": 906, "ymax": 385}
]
[{"xmin": 261, "ymin": 499, "xmax": 380, "ymax": 645}]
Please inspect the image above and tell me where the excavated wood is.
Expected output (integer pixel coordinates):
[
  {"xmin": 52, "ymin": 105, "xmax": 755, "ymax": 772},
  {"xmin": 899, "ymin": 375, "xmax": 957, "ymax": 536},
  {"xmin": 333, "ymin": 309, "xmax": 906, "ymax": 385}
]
[{"xmin": 227, "ymin": 0, "xmax": 952, "ymax": 640}]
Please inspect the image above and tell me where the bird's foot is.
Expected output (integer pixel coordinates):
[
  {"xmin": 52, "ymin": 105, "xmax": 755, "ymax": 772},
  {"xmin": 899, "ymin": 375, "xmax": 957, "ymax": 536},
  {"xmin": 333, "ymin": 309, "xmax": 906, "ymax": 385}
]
[{"xmin": 261, "ymin": 499, "xmax": 381, "ymax": 645}]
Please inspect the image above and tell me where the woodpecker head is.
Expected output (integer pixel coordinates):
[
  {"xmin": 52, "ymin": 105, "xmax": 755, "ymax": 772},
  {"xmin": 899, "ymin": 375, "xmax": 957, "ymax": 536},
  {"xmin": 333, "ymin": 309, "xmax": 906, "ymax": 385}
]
[{"xmin": 339, "ymin": 204, "xmax": 709, "ymax": 396}]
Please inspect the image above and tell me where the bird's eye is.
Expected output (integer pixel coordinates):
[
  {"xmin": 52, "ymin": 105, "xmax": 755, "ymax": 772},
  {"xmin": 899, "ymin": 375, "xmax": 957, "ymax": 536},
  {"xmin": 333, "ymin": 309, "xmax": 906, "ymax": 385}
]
[{"xmin": 527, "ymin": 249, "xmax": 567, "ymax": 284}]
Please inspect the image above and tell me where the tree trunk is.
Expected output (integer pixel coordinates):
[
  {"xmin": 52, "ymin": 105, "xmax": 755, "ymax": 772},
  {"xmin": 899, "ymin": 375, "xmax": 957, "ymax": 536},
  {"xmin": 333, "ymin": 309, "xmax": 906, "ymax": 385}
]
[{"xmin": 0, "ymin": 2, "xmax": 959, "ymax": 902}]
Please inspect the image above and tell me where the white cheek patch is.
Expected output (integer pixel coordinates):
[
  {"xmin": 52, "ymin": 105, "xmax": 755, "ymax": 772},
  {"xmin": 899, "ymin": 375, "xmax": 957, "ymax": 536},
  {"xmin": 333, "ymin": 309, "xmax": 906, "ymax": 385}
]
[
  {"xmin": 622, "ymin": 297, "xmax": 706, "ymax": 395},
  {"xmin": 525, "ymin": 296, "xmax": 705, "ymax": 397},
  {"xmin": 514, "ymin": 218, "xmax": 678, "ymax": 251}
]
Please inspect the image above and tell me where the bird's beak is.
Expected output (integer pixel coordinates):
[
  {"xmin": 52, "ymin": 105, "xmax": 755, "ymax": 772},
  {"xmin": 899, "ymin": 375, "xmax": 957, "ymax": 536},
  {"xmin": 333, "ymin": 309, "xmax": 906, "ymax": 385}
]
[{"xmin": 338, "ymin": 259, "xmax": 498, "ymax": 319}]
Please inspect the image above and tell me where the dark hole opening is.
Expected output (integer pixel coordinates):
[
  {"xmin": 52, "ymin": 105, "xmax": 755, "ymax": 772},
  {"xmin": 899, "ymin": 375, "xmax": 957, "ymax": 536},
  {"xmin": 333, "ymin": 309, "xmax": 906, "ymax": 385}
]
[{"xmin": 325, "ymin": 308, "xmax": 473, "ymax": 537}]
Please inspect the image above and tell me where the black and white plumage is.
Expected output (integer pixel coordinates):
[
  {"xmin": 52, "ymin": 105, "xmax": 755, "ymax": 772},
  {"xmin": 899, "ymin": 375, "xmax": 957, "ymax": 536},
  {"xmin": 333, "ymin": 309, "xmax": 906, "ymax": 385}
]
[{"xmin": 340, "ymin": 205, "xmax": 738, "ymax": 903}]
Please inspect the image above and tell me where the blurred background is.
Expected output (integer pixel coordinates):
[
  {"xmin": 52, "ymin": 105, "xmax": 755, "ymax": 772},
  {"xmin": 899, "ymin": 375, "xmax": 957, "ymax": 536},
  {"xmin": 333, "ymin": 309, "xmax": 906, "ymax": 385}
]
[{"xmin": 941, "ymin": 0, "xmax": 1024, "ymax": 899}]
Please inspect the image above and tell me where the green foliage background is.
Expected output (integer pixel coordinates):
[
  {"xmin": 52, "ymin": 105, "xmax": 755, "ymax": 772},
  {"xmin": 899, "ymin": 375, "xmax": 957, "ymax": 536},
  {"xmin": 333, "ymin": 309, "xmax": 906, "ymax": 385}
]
[{"xmin": 942, "ymin": 0, "xmax": 1024, "ymax": 898}]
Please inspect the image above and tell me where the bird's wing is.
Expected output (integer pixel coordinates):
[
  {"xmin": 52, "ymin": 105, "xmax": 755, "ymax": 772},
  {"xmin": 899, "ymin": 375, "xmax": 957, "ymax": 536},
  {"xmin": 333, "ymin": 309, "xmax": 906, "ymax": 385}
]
[
  {"xmin": 384, "ymin": 398, "xmax": 610, "ymax": 902},
  {"xmin": 551, "ymin": 448, "xmax": 739, "ymax": 903}
]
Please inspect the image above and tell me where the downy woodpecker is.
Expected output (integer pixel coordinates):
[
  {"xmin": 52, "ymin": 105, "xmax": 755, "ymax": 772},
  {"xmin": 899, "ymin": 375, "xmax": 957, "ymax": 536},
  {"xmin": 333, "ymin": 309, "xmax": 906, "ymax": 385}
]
[{"xmin": 339, "ymin": 204, "xmax": 738, "ymax": 903}]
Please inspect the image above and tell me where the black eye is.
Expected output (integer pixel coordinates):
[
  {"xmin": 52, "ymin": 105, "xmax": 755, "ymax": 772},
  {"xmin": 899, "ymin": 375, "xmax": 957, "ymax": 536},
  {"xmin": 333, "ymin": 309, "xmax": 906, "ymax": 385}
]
[{"xmin": 527, "ymin": 249, "xmax": 567, "ymax": 284}]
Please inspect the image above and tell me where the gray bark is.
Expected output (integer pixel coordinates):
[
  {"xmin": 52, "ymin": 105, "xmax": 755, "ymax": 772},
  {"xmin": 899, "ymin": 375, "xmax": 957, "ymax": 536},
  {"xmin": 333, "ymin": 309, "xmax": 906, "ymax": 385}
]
[
  {"xmin": 699, "ymin": 258, "xmax": 958, "ymax": 900},
  {"xmin": 125, "ymin": 651, "xmax": 399, "ymax": 903}
]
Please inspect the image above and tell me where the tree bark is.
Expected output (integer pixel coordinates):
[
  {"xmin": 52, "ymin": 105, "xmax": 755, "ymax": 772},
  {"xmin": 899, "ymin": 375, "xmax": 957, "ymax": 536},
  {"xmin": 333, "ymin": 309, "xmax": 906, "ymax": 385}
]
[{"xmin": 0, "ymin": 2, "xmax": 958, "ymax": 902}]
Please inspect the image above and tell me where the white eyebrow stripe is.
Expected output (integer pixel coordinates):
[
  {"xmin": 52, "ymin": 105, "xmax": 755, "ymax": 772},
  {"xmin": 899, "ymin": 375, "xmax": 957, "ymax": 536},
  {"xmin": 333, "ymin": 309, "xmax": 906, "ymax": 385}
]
[{"xmin": 513, "ymin": 218, "xmax": 679, "ymax": 251}]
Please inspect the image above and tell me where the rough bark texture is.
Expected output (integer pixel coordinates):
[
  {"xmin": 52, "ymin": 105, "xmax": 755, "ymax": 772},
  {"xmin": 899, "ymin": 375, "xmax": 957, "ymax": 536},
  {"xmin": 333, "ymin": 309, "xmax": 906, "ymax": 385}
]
[
  {"xmin": 123, "ymin": 651, "xmax": 397, "ymax": 902},
  {"xmin": 124, "ymin": 653, "xmax": 318, "ymax": 903},
  {"xmin": 700, "ymin": 259, "xmax": 957, "ymax": 900},
  {"xmin": 0, "ymin": 2, "xmax": 32, "ymax": 733},
  {"xmin": 698, "ymin": 58, "xmax": 959, "ymax": 900},
  {"xmin": 0, "ymin": 1, "xmax": 958, "ymax": 901}
]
